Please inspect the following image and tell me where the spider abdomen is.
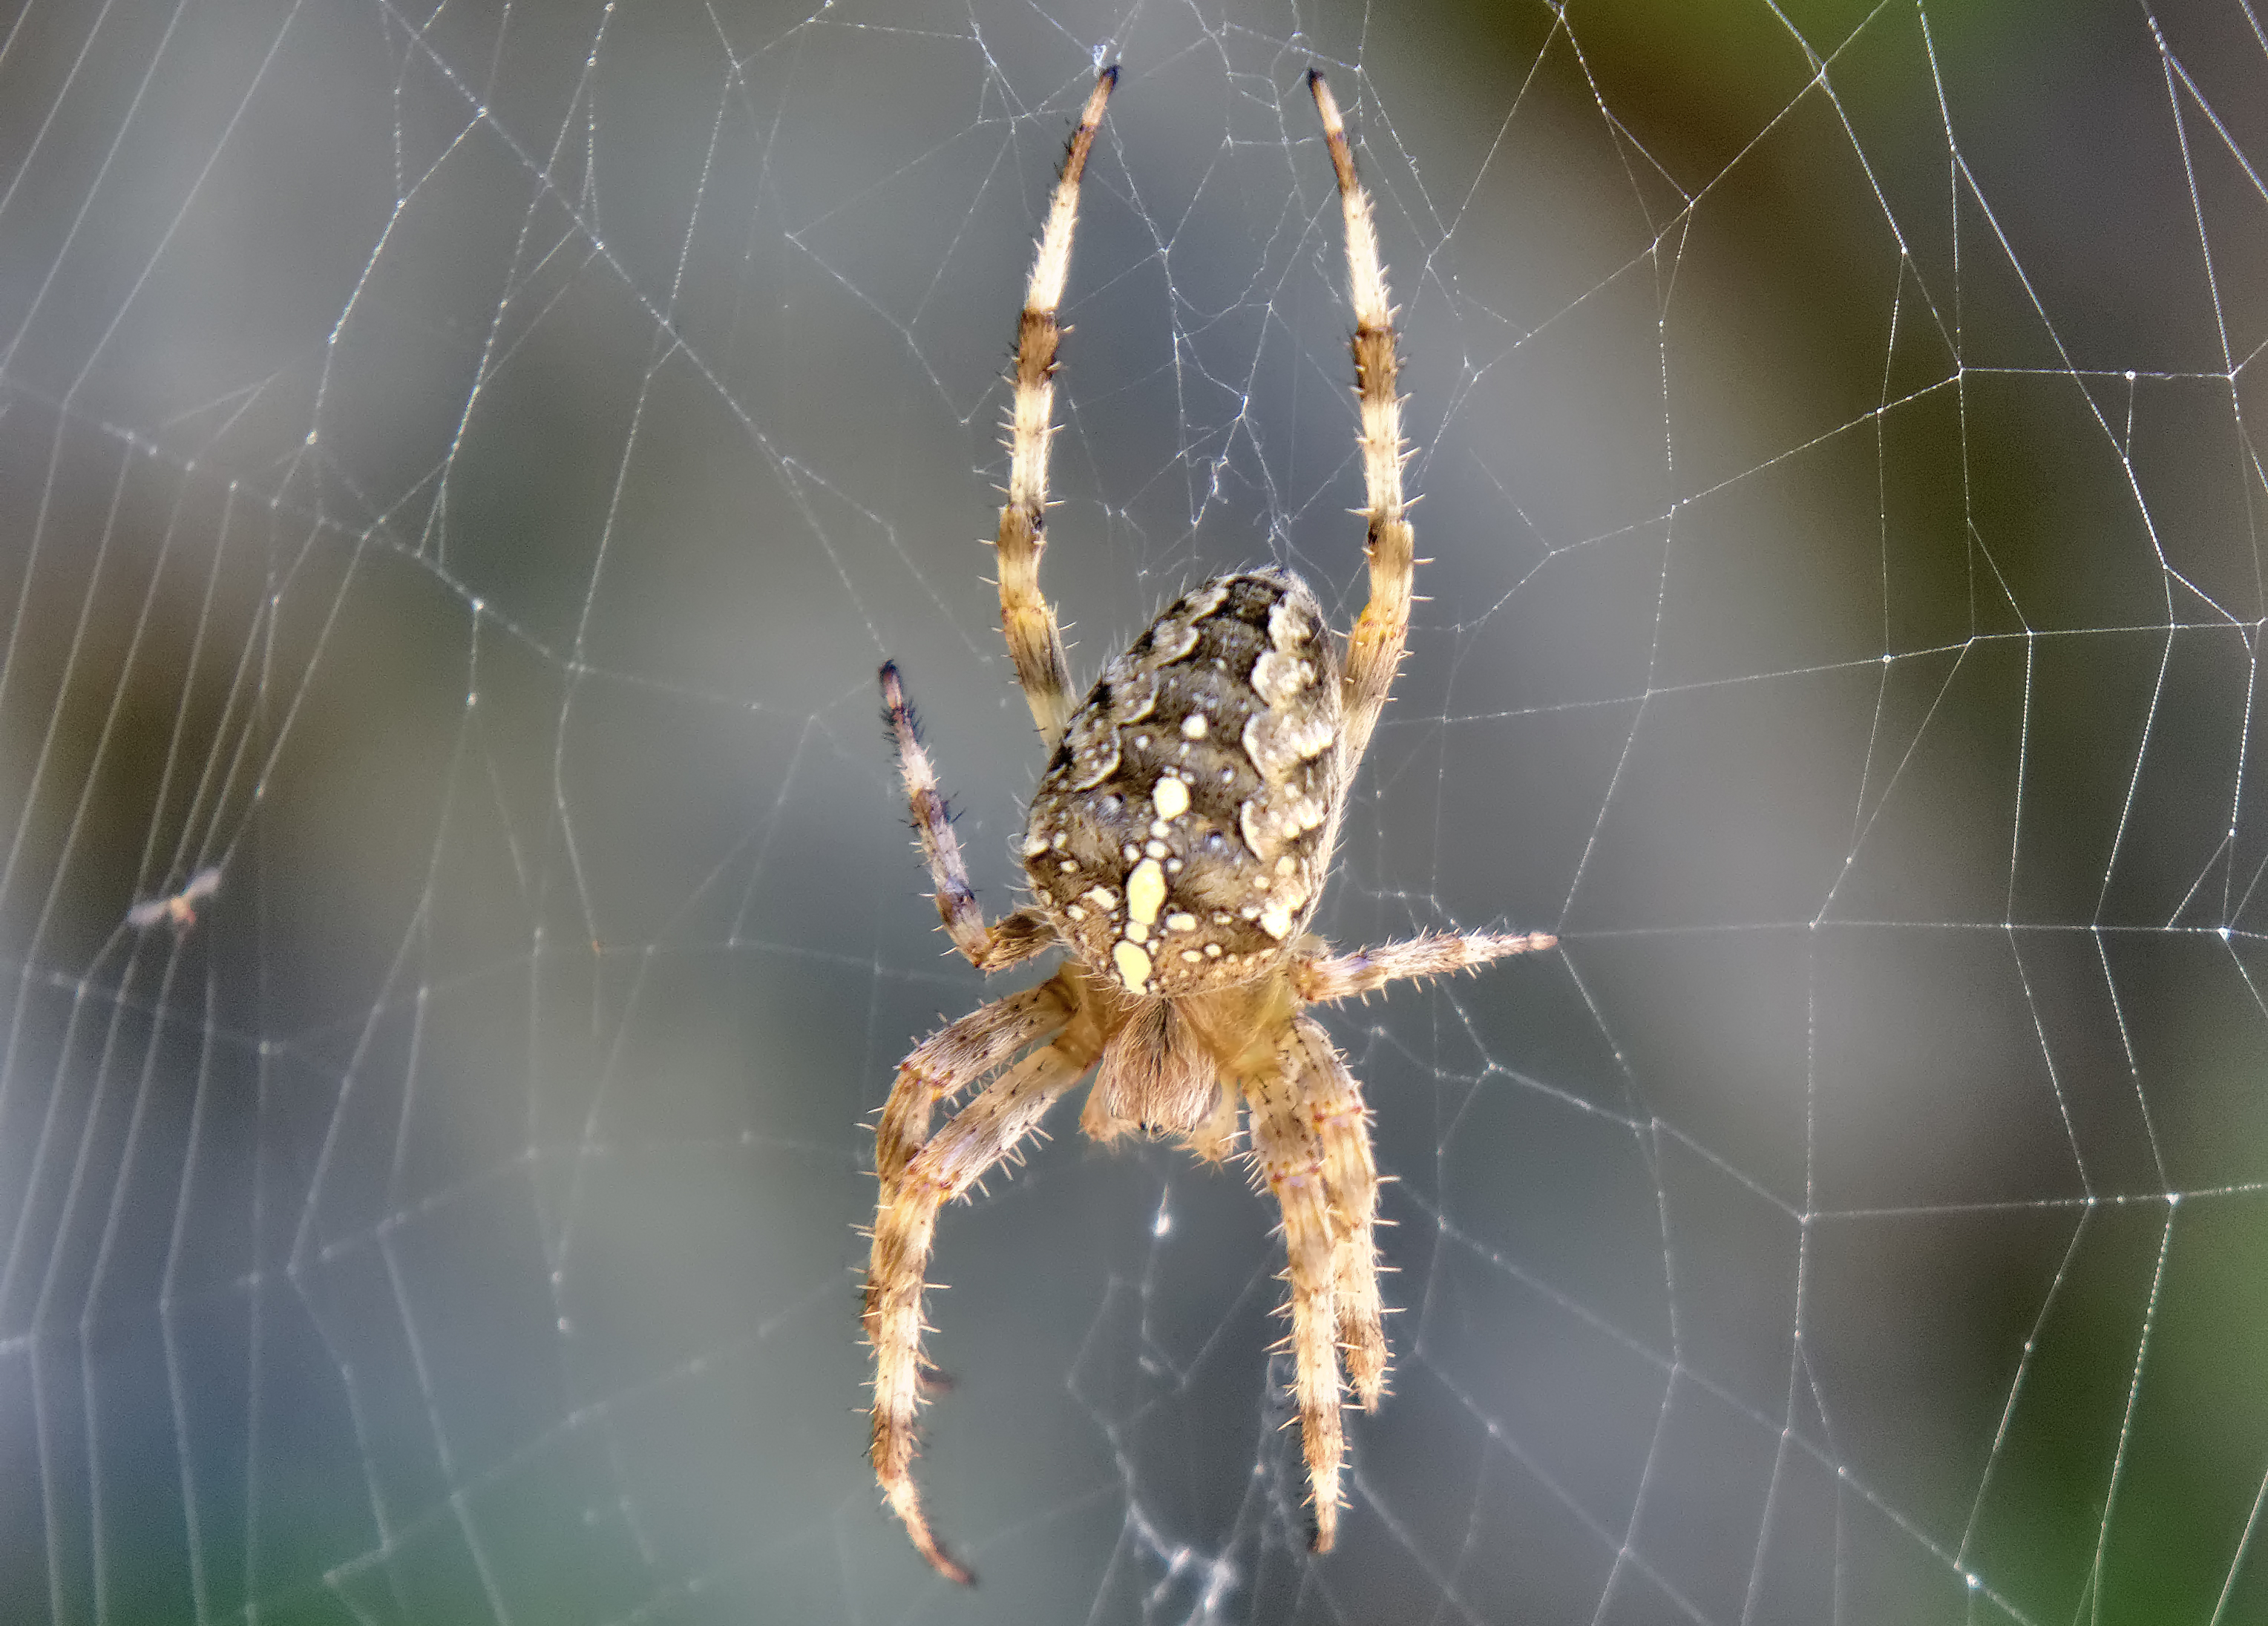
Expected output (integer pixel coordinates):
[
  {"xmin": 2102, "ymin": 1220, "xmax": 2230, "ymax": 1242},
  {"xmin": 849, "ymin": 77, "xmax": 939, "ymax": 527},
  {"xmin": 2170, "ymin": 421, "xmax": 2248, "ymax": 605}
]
[{"xmin": 1022, "ymin": 568, "xmax": 1346, "ymax": 998}]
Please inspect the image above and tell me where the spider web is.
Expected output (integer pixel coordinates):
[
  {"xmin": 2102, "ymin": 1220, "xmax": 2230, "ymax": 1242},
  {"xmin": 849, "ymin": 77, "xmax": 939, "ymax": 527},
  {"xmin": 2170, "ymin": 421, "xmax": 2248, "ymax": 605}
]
[{"xmin": 3, "ymin": 0, "xmax": 2266, "ymax": 1620}]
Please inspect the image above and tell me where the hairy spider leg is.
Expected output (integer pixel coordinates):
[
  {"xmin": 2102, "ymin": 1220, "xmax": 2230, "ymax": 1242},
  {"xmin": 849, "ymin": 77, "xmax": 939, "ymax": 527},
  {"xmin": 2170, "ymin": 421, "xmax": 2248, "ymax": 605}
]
[
  {"xmin": 866, "ymin": 1036, "xmax": 1097, "ymax": 1584},
  {"xmin": 1285, "ymin": 1015, "xmax": 1389, "ymax": 1407},
  {"xmin": 1308, "ymin": 71, "xmax": 1411, "ymax": 770},
  {"xmin": 1292, "ymin": 930, "xmax": 1558, "ymax": 1005},
  {"xmin": 1246, "ymin": 1044, "xmax": 1350, "ymax": 1551},
  {"xmin": 881, "ymin": 660, "xmax": 1055, "ymax": 972},
  {"xmin": 997, "ymin": 67, "xmax": 1118, "ymax": 748},
  {"xmin": 874, "ymin": 978, "xmax": 1073, "ymax": 1200}
]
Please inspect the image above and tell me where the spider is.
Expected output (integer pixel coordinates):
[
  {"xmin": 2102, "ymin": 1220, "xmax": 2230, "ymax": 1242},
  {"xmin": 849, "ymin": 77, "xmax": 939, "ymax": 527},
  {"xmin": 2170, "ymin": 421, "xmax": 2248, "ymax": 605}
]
[{"xmin": 863, "ymin": 66, "xmax": 1555, "ymax": 1581}]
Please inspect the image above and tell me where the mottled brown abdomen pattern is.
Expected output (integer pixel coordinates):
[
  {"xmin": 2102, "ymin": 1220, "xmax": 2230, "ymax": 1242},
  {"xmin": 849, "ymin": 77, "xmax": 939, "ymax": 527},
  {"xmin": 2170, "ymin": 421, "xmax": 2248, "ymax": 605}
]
[{"xmin": 1022, "ymin": 569, "xmax": 1346, "ymax": 999}]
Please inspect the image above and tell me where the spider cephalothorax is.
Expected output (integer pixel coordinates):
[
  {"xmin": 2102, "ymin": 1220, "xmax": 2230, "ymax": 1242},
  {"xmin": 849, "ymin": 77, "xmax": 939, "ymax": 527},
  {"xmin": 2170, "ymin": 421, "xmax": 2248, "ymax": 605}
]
[{"xmin": 862, "ymin": 67, "xmax": 1555, "ymax": 1582}]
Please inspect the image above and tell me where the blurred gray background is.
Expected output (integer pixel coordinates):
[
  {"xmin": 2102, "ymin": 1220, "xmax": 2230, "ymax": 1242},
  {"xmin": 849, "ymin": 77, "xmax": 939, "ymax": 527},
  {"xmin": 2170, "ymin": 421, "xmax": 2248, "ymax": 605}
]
[{"xmin": 2, "ymin": 0, "xmax": 2266, "ymax": 1621}]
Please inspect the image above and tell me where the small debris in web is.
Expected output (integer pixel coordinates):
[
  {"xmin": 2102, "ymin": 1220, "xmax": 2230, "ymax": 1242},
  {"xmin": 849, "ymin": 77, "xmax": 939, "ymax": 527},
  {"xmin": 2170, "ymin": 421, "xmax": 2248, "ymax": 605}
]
[{"xmin": 126, "ymin": 866, "xmax": 222, "ymax": 933}]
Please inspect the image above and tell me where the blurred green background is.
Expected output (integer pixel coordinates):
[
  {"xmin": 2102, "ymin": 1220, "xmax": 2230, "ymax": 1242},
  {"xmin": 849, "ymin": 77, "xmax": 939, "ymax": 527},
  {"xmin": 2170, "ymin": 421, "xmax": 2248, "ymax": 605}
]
[{"xmin": 1, "ymin": 0, "xmax": 2264, "ymax": 1621}]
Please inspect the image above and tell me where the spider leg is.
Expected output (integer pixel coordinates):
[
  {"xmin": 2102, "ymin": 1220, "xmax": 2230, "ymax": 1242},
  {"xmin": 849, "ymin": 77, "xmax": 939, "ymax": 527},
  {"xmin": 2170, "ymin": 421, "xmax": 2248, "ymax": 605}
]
[
  {"xmin": 1308, "ymin": 71, "xmax": 1409, "ymax": 770},
  {"xmin": 1292, "ymin": 930, "xmax": 1557, "ymax": 1004},
  {"xmin": 882, "ymin": 661, "xmax": 1058, "ymax": 973},
  {"xmin": 865, "ymin": 1036, "xmax": 1094, "ymax": 1583},
  {"xmin": 875, "ymin": 976, "xmax": 1073, "ymax": 1199},
  {"xmin": 1286, "ymin": 1014, "xmax": 1389, "ymax": 1409},
  {"xmin": 875, "ymin": 986, "xmax": 1068, "ymax": 1401},
  {"xmin": 996, "ymin": 66, "xmax": 1117, "ymax": 748},
  {"xmin": 1246, "ymin": 1047, "xmax": 1348, "ymax": 1552}
]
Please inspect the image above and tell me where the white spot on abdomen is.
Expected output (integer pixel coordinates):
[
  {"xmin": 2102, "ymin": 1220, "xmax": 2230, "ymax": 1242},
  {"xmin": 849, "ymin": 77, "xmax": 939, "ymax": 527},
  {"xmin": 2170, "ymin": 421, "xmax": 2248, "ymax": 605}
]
[
  {"xmin": 1126, "ymin": 857, "xmax": 1167, "ymax": 926},
  {"xmin": 1112, "ymin": 940, "xmax": 1153, "ymax": 993}
]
